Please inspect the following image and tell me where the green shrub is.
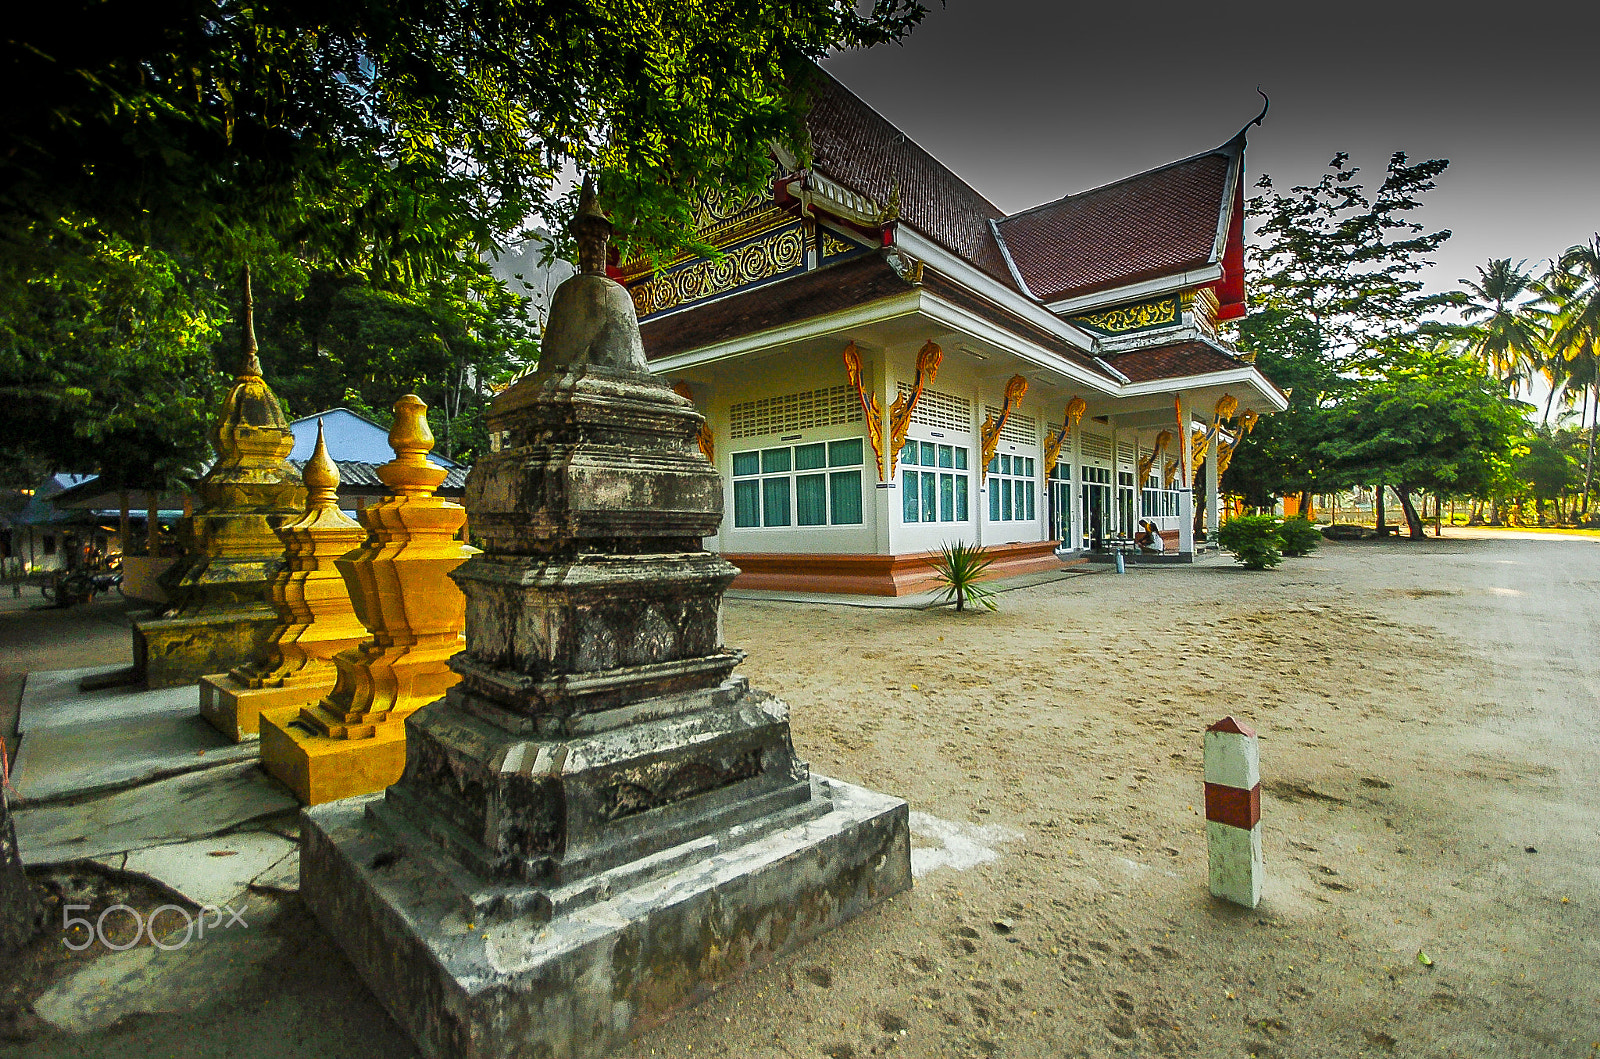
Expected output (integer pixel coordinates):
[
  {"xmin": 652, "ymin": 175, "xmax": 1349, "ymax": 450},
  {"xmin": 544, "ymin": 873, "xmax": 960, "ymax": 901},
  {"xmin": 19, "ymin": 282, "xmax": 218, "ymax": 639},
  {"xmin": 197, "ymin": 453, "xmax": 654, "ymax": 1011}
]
[
  {"xmin": 1217, "ymin": 515, "xmax": 1284, "ymax": 570},
  {"xmin": 1278, "ymin": 516, "xmax": 1322, "ymax": 557},
  {"xmin": 931, "ymin": 540, "xmax": 997, "ymax": 612}
]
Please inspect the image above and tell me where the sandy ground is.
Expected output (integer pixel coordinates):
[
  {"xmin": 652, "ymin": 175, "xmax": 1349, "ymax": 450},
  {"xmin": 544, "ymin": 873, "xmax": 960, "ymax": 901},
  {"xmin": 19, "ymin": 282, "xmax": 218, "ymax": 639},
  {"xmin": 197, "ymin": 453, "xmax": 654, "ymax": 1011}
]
[{"xmin": 5, "ymin": 533, "xmax": 1600, "ymax": 1058}]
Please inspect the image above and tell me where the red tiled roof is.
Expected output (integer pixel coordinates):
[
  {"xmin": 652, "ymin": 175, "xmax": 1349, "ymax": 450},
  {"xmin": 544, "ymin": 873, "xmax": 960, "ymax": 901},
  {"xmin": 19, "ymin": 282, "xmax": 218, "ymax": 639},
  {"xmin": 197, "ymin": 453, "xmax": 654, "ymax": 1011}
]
[
  {"xmin": 994, "ymin": 147, "xmax": 1238, "ymax": 303},
  {"xmin": 640, "ymin": 255, "xmax": 913, "ymax": 361},
  {"xmin": 803, "ymin": 70, "xmax": 1015, "ymax": 285},
  {"xmin": 1105, "ymin": 340, "xmax": 1243, "ymax": 383}
]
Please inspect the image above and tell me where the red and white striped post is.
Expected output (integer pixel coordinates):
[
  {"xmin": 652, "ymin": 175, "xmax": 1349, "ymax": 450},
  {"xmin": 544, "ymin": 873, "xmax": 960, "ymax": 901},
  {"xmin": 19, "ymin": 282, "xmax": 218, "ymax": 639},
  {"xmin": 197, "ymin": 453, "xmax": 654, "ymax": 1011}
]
[{"xmin": 1204, "ymin": 716, "xmax": 1262, "ymax": 907}]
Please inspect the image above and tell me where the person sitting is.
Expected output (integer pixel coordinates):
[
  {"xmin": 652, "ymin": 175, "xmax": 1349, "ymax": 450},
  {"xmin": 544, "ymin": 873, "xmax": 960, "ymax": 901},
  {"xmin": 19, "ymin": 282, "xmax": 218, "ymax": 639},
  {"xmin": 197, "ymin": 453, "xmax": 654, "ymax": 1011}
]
[{"xmin": 1134, "ymin": 520, "xmax": 1165, "ymax": 553}]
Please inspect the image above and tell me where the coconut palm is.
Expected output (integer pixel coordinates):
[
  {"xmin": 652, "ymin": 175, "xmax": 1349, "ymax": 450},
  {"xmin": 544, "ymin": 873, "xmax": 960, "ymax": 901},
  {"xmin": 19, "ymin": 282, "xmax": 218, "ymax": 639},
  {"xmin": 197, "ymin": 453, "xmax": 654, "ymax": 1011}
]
[
  {"xmin": 1458, "ymin": 258, "xmax": 1547, "ymax": 392},
  {"xmin": 1549, "ymin": 237, "xmax": 1600, "ymax": 511}
]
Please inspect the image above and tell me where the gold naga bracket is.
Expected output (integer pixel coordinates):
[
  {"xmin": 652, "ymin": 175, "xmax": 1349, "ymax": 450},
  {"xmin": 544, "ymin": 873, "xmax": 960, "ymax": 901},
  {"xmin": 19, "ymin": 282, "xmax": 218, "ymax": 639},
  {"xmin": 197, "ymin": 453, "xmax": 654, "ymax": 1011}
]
[
  {"xmin": 1138, "ymin": 429, "xmax": 1173, "ymax": 483},
  {"xmin": 980, "ymin": 375, "xmax": 1029, "ymax": 481},
  {"xmin": 1215, "ymin": 408, "xmax": 1260, "ymax": 475},
  {"xmin": 1042, "ymin": 395, "xmax": 1088, "ymax": 480},
  {"xmin": 886, "ymin": 341, "xmax": 943, "ymax": 477},
  {"xmin": 843, "ymin": 342, "xmax": 887, "ymax": 481},
  {"xmin": 1191, "ymin": 393, "xmax": 1240, "ymax": 478},
  {"xmin": 671, "ymin": 382, "xmax": 715, "ymax": 463}
]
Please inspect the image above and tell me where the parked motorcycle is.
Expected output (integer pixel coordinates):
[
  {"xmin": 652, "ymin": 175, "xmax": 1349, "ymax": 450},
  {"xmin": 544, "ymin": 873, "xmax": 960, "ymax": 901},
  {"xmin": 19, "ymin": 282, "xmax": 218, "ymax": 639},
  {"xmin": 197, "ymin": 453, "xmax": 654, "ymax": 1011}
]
[{"xmin": 40, "ymin": 561, "xmax": 123, "ymax": 607}]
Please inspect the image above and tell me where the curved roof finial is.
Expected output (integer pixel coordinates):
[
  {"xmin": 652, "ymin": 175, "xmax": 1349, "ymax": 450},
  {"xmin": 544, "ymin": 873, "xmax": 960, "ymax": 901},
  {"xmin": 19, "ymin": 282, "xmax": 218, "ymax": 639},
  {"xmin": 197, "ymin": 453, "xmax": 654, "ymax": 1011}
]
[{"xmin": 1250, "ymin": 86, "xmax": 1270, "ymax": 129}]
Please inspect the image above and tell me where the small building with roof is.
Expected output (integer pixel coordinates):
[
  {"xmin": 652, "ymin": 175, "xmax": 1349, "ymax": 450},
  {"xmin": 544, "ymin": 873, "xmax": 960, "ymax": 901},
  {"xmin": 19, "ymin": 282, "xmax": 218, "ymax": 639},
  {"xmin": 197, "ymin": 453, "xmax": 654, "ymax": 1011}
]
[{"xmin": 619, "ymin": 69, "xmax": 1283, "ymax": 595}]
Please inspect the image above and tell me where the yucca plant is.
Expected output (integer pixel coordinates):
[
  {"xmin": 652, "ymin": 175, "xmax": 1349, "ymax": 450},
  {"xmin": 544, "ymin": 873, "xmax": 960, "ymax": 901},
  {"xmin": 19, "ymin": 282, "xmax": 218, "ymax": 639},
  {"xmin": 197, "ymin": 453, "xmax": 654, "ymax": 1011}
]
[{"xmin": 932, "ymin": 540, "xmax": 997, "ymax": 612}]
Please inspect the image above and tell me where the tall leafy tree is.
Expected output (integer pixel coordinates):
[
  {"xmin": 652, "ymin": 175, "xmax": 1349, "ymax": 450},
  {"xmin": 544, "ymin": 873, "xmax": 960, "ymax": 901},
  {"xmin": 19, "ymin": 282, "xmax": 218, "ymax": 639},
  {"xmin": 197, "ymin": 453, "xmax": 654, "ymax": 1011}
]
[
  {"xmin": 1317, "ymin": 350, "xmax": 1528, "ymax": 538},
  {"xmin": 1249, "ymin": 151, "xmax": 1457, "ymax": 372},
  {"xmin": 1, "ymin": 0, "xmax": 927, "ymax": 483},
  {"xmin": 1232, "ymin": 150, "xmax": 1458, "ymax": 514}
]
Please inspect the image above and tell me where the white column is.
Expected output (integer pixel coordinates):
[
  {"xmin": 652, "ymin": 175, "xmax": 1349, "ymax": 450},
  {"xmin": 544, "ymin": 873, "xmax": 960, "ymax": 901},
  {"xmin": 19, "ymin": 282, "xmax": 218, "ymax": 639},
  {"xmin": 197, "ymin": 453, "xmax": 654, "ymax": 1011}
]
[
  {"xmin": 1206, "ymin": 446, "xmax": 1221, "ymax": 542},
  {"xmin": 1176, "ymin": 398, "xmax": 1194, "ymax": 554},
  {"xmin": 872, "ymin": 346, "xmax": 894, "ymax": 556}
]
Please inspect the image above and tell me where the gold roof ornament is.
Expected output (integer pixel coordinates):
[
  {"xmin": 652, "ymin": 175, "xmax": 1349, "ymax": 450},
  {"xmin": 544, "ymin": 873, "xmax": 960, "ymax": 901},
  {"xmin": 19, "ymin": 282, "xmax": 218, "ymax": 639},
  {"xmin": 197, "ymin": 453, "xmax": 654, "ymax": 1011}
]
[
  {"xmin": 303, "ymin": 420, "xmax": 341, "ymax": 506},
  {"xmin": 378, "ymin": 394, "xmax": 448, "ymax": 498}
]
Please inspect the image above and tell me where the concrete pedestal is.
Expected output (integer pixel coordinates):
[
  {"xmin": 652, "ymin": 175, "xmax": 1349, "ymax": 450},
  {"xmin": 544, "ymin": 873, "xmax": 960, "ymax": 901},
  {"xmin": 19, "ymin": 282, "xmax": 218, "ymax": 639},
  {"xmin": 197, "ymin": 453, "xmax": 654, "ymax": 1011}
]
[
  {"xmin": 301, "ymin": 775, "xmax": 909, "ymax": 1059},
  {"xmin": 258, "ymin": 708, "xmax": 408, "ymax": 805},
  {"xmin": 133, "ymin": 608, "xmax": 279, "ymax": 691},
  {"xmin": 199, "ymin": 671, "xmax": 339, "ymax": 742}
]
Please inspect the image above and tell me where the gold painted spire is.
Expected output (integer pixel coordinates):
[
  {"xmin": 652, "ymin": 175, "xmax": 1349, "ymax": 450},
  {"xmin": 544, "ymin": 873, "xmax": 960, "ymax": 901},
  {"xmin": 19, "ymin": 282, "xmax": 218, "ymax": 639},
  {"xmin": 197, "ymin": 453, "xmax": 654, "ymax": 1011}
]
[
  {"xmin": 378, "ymin": 394, "xmax": 447, "ymax": 497},
  {"xmin": 304, "ymin": 420, "xmax": 341, "ymax": 507},
  {"xmin": 239, "ymin": 265, "xmax": 264, "ymax": 378}
]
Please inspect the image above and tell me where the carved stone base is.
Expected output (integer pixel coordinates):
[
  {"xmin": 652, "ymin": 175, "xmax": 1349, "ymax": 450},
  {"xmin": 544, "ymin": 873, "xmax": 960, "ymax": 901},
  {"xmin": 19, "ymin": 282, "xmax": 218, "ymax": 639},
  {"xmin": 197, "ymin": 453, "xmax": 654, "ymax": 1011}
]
[
  {"xmin": 199, "ymin": 671, "xmax": 339, "ymax": 742},
  {"xmin": 258, "ymin": 708, "xmax": 407, "ymax": 805},
  {"xmin": 385, "ymin": 676, "xmax": 814, "ymax": 890},
  {"xmin": 132, "ymin": 607, "xmax": 279, "ymax": 690},
  {"xmin": 301, "ymin": 775, "xmax": 910, "ymax": 1059}
]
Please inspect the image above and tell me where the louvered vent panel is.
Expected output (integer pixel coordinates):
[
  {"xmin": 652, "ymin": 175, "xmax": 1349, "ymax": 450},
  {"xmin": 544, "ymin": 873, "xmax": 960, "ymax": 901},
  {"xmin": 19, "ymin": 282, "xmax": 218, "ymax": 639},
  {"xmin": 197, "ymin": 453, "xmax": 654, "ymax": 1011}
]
[
  {"xmin": 728, "ymin": 385, "xmax": 862, "ymax": 440},
  {"xmin": 986, "ymin": 406, "xmax": 1038, "ymax": 446},
  {"xmin": 897, "ymin": 383, "xmax": 973, "ymax": 433}
]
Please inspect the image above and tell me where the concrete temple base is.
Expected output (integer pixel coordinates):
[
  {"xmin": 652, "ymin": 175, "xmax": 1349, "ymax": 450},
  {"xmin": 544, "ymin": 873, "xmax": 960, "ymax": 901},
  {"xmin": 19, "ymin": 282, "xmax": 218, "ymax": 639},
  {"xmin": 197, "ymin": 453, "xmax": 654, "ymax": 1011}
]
[
  {"xmin": 301, "ymin": 776, "xmax": 910, "ymax": 1059},
  {"xmin": 258, "ymin": 708, "xmax": 407, "ymax": 805},
  {"xmin": 133, "ymin": 609, "xmax": 278, "ymax": 690},
  {"xmin": 198, "ymin": 671, "xmax": 337, "ymax": 742}
]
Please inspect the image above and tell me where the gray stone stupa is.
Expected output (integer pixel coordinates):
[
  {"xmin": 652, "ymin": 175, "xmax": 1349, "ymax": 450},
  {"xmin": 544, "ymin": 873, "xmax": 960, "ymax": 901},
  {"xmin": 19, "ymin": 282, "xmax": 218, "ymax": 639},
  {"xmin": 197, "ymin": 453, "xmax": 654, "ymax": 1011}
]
[{"xmin": 300, "ymin": 181, "xmax": 911, "ymax": 1059}]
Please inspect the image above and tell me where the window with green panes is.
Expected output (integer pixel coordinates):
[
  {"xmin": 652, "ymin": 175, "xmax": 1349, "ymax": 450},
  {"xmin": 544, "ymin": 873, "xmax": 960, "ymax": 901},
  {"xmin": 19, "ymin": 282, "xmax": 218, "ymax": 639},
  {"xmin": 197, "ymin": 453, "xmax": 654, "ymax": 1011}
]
[
  {"xmin": 985, "ymin": 452, "xmax": 1037, "ymax": 522},
  {"xmin": 899, "ymin": 440, "xmax": 970, "ymax": 524},
  {"xmin": 731, "ymin": 439, "xmax": 865, "ymax": 528}
]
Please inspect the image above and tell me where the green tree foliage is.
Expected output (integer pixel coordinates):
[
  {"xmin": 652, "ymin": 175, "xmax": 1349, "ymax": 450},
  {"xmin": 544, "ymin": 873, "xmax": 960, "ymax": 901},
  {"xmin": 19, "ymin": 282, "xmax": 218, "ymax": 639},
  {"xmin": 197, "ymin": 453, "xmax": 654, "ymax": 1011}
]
[
  {"xmin": 1249, "ymin": 151, "xmax": 1457, "ymax": 371},
  {"xmin": 0, "ymin": 225, "xmax": 225, "ymax": 485},
  {"xmin": 251, "ymin": 263, "xmax": 539, "ymax": 462},
  {"xmin": 1317, "ymin": 351, "xmax": 1528, "ymax": 538},
  {"xmin": 1, "ymin": 0, "xmax": 926, "ymax": 483},
  {"xmin": 1233, "ymin": 151, "xmax": 1457, "ymax": 512},
  {"xmin": 1455, "ymin": 259, "xmax": 1548, "ymax": 392}
]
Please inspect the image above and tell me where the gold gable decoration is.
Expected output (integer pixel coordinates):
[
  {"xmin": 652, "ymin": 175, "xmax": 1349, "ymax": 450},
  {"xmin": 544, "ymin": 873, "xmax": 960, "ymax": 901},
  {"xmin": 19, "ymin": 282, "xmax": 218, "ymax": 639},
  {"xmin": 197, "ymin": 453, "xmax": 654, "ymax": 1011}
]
[
  {"xmin": 1071, "ymin": 297, "xmax": 1178, "ymax": 335},
  {"xmin": 628, "ymin": 223, "xmax": 805, "ymax": 318}
]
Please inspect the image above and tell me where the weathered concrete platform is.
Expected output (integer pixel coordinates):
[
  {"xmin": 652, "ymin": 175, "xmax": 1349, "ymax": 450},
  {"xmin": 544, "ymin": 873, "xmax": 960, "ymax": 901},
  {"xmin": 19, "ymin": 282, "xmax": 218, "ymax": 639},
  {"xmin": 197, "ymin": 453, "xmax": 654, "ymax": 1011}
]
[
  {"xmin": 13, "ymin": 666, "xmax": 258, "ymax": 804},
  {"xmin": 302, "ymin": 775, "xmax": 910, "ymax": 1059}
]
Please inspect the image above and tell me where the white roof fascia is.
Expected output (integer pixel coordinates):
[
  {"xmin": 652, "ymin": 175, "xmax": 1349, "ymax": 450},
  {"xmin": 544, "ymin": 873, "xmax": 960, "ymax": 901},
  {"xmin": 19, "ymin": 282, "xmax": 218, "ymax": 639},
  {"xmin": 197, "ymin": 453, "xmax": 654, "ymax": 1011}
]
[
  {"xmin": 891, "ymin": 226, "xmax": 1100, "ymax": 350},
  {"xmin": 918, "ymin": 292, "xmax": 1121, "ymax": 395},
  {"xmin": 1119, "ymin": 367, "xmax": 1289, "ymax": 412},
  {"xmin": 1094, "ymin": 357, "xmax": 1132, "ymax": 384},
  {"xmin": 646, "ymin": 290, "xmax": 924, "ymax": 375},
  {"xmin": 1044, "ymin": 264, "xmax": 1224, "ymax": 315},
  {"xmin": 1212, "ymin": 147, "xmax": 1243, "ymax": 264},
  {"xmin": 988, "ymin": 218, "xmax": 1041, "ymax": 301}
]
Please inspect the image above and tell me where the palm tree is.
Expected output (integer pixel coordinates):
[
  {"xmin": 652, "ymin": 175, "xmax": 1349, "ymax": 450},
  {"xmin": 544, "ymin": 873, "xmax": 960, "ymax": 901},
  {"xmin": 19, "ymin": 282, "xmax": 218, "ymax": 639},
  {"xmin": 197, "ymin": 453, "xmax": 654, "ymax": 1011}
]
[
  {"xmin": 1549, "ymin": 238, "xmax": 1600, "ymax": 514},
  {"xmin": 1458, "ymin": 258, "xmax": 1547, "ymax": 392}
]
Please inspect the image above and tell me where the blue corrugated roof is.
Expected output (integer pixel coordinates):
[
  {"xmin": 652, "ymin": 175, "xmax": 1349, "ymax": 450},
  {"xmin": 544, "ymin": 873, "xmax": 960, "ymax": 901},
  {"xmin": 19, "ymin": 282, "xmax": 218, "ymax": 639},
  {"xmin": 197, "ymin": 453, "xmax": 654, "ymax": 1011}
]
[{"xmin": 288, "ymin": 408, "xmax": 460, "ymax": 469}]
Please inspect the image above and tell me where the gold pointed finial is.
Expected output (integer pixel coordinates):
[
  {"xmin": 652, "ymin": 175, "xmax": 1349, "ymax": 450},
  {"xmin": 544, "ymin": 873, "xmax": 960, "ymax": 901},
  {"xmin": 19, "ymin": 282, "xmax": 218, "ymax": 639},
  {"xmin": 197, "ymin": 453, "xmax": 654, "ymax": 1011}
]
[
  {"xmin": 239, "ymin": 264, "xmax": 263, "ymax": 378},
  {"xmin": 574, "ymin": 176, "xmax": 612, "ymax": 276},
  {"xmin": 304, "ymin": 419, "xmax": 341, "ymax": 507},
  {"xmin": 378, "ymin": 394, "xmax": 447, "ymax": 497}
]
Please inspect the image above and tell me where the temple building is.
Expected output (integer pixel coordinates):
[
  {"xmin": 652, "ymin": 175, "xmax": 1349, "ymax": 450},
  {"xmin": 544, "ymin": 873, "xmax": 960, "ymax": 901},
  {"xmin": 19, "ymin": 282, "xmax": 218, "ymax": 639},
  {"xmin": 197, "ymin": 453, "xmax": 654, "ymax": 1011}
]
[{"xmin": 615, "ymin": 70, "xmax": 1285, "ymax": 596}]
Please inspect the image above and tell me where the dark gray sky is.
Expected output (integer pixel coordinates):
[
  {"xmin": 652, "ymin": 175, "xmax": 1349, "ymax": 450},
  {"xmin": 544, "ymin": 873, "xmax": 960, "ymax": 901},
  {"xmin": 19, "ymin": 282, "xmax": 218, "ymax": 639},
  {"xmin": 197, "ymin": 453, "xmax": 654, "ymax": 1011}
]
[{"xmin": 823, "ymin": 0, "xmax": 1599, "ymax": 300}]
